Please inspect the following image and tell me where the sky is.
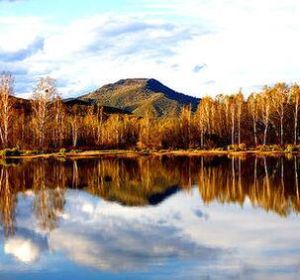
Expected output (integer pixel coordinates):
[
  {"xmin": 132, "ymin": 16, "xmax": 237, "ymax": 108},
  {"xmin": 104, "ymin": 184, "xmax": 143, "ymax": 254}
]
[{"xmin": 1, "ymin": 0, "xmax": 300, "ymax": 98}]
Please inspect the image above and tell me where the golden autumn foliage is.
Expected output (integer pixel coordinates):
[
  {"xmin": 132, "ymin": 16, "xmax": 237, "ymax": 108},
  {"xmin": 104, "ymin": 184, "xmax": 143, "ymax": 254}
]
[{"xmin": 2, "ymin": 73, "xmax": 300, "ymax": 151}]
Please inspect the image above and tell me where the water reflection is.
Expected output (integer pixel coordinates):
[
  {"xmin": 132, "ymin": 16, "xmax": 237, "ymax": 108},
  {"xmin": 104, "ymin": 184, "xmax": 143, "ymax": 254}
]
[
  {"xmin": 1, "ymin": 156, "xmax": 300, "ymax": 226},
  {"xmin": 0, "ymin": 156, "xmax": 300, "ymax": 279},
  {"xmin": 198, "ymin": 156, "xmax": 300, "ymax": 216},
  {"xmin": 0, "ymin": 168, "xmax": 16, "ymax": 236}
]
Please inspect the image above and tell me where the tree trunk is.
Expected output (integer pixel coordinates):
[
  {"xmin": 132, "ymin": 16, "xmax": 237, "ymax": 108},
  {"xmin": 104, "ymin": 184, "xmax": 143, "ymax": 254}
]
[
  {"xmin": 238, "ymin": 116, "xmax": 241, "ymax": 145},
  {"xmin": 231, "ymin": 110, "xmax": 235, "ymax": 145},
  {"xmin": 280, "ymin": 116, "xmax": 284, "ymax": 146},
  {"xmin": 263, "ymin": 125, "xmax": 268, "ymax": 145},
  {"xmin": 295, "ymin": 105, "xmax": 298, "ymax": 145},
  {"xmin": 72, "ymin": 122, "xmax": 78, "ymax": 147},
  {"xmin": 3, "ymin": 107, "xmax": 8, "ymax": 148},
  {"xmin": 253, "ymin": 118, "xmax": 258, "ymax": 146}
]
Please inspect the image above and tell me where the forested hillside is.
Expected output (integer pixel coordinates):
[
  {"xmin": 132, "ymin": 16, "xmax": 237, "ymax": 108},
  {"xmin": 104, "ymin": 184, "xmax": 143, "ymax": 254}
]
[{"xmin": 1, "ymin": 72, "xmax": 300, "ymax": 152}]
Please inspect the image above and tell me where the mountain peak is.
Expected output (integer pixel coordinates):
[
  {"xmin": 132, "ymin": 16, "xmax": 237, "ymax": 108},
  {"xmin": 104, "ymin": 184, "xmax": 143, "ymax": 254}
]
[{"xmin": 79, "ymin": 78, "xmax": 200, "ymax": 118}]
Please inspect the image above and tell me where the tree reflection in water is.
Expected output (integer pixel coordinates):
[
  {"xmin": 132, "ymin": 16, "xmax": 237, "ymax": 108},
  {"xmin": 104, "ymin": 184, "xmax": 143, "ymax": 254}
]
[
  {"xmin": 0, "ymin": 155, "xmax": 300, "ymax": 236},
  {"xmin": 0, "ymin": 168, "xmax": 16, "ymax": 236},
  {"xmin": 33, "ymin": 163, "xmax": 66, "ymax": 232}
]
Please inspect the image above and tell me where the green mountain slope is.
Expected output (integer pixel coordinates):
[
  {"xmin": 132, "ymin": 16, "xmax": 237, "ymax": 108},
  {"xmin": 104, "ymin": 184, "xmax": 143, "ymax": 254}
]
[{"xmin": 79, "ymin": 78, "xmax": 200, "ymax": 118}]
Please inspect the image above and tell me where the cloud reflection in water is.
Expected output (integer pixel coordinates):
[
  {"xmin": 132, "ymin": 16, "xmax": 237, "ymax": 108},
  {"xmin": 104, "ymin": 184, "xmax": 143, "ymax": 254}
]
[{"xmin": 0, "ymin": 156, "xmax": 299, "ymax": 279}]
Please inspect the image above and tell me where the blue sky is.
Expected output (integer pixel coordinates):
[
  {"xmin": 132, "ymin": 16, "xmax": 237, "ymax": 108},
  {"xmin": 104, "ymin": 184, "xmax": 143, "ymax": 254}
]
[
  {"xmin": 0, "ymin": 1, "xmax": 147, "ymax": 22},
  {"xmin": 1, "ymin": 0, "xmax": 300, "ymax": 98}
]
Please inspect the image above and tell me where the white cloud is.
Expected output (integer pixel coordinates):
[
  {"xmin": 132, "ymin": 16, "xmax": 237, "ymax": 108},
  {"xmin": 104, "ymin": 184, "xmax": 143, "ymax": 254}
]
[
  {"xmin": 0, "ymin": 14, "xmax": 203, "ymax": 97},
  {"xmin": 141, "ymin": 0, "xmax": 300, "ymax": 95},
  {"xmin": 1, "ymin": 1, "xmax": 300, "ymax": 98}
]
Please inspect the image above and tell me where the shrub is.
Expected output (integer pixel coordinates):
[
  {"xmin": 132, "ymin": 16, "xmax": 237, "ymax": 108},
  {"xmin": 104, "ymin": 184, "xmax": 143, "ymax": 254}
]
[
  {"xmin": 227, "ymin": 144, "xmax": 235, "ymax": 151},
  {"xmin": 59, "ymin": 148, "xmax": 66, "ymax": 155},
  {"xmin": 270, "ymin": 145, "xmax": 282, "ymax": 151},
  {"xmin": 212, "ymin": 147, "xmax": 225, "ymax": 151},
  {"xmin": 256, "ymin": 145, "xmax": 282, "ymax": 152},
  {"xmin": 227, "ymin": 144, "xmax": 247, "ymax": 151},
  {"xmin": 285, "ymin": 145, "xmax": 300, "ymax": 153},
  {"xmin": 256, "ymin": 145, "xmax": 266, "ymax": 151},
  {"xmin": 69, "ymin": 149, "xmax": 83, "ymax": 154},
  {"xmin": 0, "ymin": 148, "xmax": 21, "ymax": 157},
  {"xmin": 23, "ymin": 150, "xmax": 41, "ymax": 155},
  {"xmin": 238, "ymin": 143, "xmax": 246, "ymax": 151}
]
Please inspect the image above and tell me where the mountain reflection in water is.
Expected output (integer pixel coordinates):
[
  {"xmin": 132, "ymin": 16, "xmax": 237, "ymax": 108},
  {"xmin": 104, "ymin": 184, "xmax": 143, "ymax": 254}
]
[{"xmin": 0, "ymin": 156, "xmax": 300, "ymax": 279}]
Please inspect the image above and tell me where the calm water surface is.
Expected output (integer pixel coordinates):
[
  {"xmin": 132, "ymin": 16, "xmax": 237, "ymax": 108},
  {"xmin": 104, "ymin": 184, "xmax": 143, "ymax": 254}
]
[{"xmin": 0, "ymin": 156, "xmax": 300, "ymax": 279}]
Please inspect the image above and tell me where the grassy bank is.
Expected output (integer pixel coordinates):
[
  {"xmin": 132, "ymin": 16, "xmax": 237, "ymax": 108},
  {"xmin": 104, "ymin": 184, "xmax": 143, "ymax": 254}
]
[{"xmin": 1, "ymin": 146, "xmax": 300, "ymax": 159}]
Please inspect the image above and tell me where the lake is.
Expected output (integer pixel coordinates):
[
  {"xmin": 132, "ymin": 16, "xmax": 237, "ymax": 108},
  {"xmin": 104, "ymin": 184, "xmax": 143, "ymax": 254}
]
[{"xmin": 0, "ymin": 155, "xmax": 300, "ymax": 279}]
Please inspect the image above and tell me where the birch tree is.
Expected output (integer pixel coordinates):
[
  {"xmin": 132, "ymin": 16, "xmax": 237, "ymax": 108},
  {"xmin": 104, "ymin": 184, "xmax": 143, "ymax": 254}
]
[
  {"xmin": 290, "ymin": 84, "xmax": 300, "ymax": 145},
  {"xmin": 196, "ymin": 97, "xmax": 214, "ymax": 148},
  {"xmin": 51, "ymin": 93, "xmax": 65, "ymax": 147},
  {"xmin": 248, "ymin": 93, "xmax": 259, "ymax": 146},
  {"xmin": 271, "ymin": 83, "xmax": 289, "ymax": 145},
  {"xmin": 0, "ymin": 73, "xmax": 14, "ymax": 148},
  {"xmin": 236, "ymin": 91, "xmax": 243, "ymax": 145},
  {"xmin": 32, "ymin": 77, "xmax": 58, "ymax": 148},
  {"xmin": 180, "ymin": 105, "xmax": 192, "ymax": 148},
  {"xmin": 258, "ymin": 88, "xmax": 272, "ymax": 145},
  {"xmin": 224, "ymin": 96, "xmax": 236, "ymax": 145}
]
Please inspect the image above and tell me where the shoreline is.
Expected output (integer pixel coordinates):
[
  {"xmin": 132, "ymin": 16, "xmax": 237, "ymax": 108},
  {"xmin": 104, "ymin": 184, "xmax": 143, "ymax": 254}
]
[{"xmin": 2, "ymin": 149, "xmax": 300, "ymax": 159}]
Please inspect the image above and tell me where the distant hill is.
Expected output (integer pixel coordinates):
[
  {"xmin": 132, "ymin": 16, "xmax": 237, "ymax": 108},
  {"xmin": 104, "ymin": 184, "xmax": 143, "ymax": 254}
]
[
  {"xmin": 79, "ymin": 78, "xmax": 200, "ymax": 118},
  {"xmin": 12, "ymin": 96, "xmax": 131, "ymax": 117},
  {"xmin": 63, "ymin": 98, "xmax": 131, "ymax": 115}
]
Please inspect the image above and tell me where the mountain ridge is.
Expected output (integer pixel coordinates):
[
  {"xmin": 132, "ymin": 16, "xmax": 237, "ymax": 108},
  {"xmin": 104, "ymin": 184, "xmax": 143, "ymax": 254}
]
[{"xmin": 79, "ymin": 78, "xmax": 200, "ymax": 118}]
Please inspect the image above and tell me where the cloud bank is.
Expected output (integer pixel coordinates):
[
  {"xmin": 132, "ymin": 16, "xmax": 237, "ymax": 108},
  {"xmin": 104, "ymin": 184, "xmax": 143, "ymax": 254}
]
[{"xmin": 1, "ymin": 0, "xmax": 300, "ymax": 98}]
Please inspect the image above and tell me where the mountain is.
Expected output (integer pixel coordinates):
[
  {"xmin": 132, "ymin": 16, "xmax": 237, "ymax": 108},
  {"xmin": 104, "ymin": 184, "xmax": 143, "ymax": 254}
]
[{"xmin": 79, "ymin": 78, "xmax": 200, "ymax": 118}]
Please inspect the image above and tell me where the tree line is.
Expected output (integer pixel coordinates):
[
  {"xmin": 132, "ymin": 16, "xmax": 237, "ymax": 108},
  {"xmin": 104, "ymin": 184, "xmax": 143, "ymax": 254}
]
[{"xmin": 1, "ymin": 72, "xmax": 300, "ymax": 151}]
